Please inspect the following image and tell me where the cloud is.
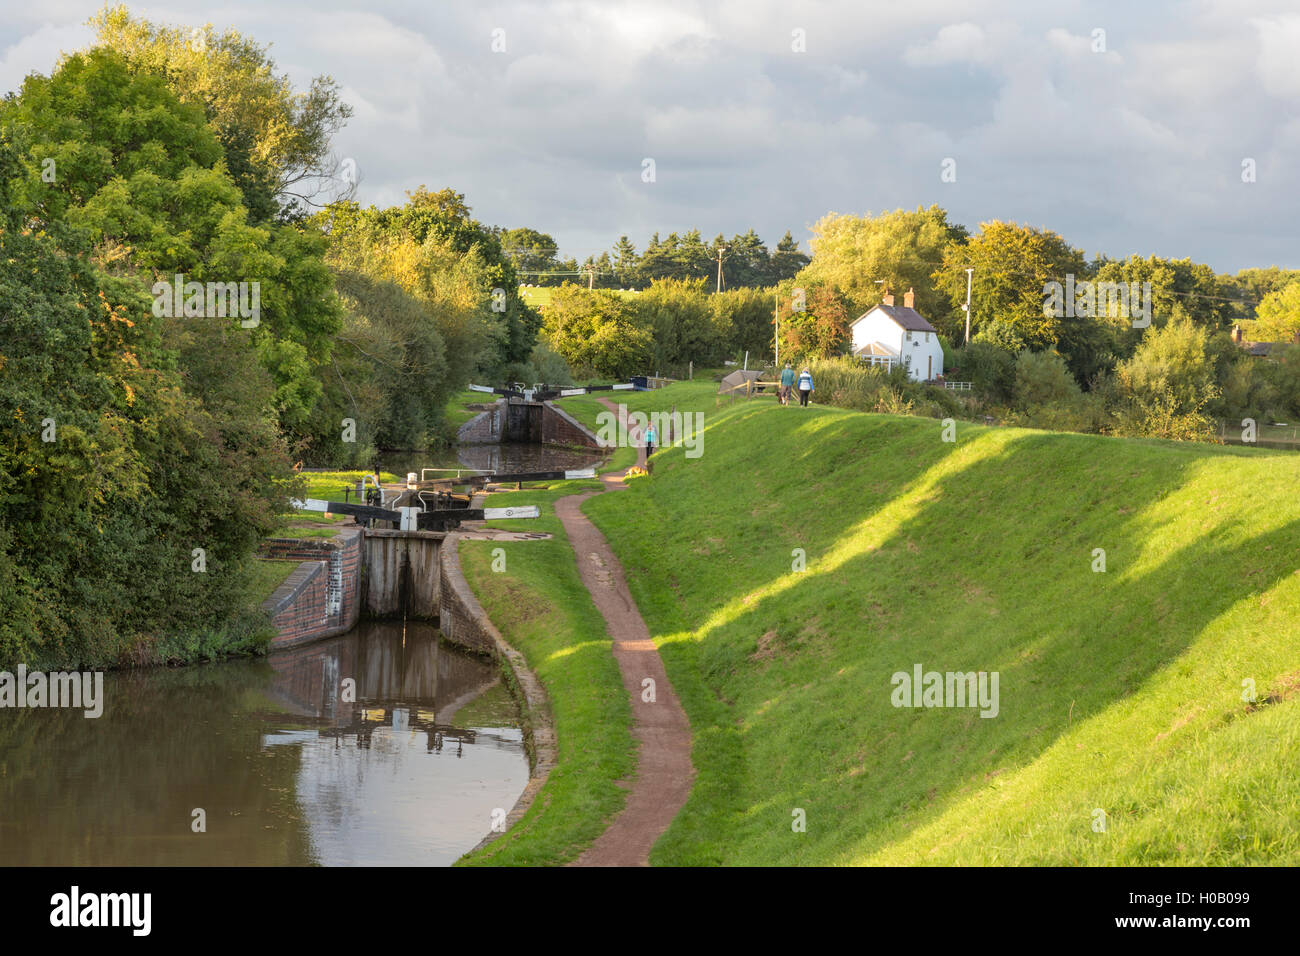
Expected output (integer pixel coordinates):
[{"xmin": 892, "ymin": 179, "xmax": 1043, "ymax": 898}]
[{"xmin": 0, "ymin": 0, "xmax": 1296, "ymax": 270}]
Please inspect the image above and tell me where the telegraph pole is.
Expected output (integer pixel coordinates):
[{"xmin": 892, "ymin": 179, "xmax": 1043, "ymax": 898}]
[
  {"xmin": 774, "ymin": 290, "xmax": 780, "ymax": 368},
  {"xmin": 963, "ymin": 268, "xmax": 973, "ymax": 344},
  {"xmin": 714, "ymin": 246, "xmax": 728, "ymax": 293}
]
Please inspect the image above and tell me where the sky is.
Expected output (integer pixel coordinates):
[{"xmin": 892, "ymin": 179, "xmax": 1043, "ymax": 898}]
[{"xmin": 2, "ymin": 0, "xmax": 1298, "ymax": 273}]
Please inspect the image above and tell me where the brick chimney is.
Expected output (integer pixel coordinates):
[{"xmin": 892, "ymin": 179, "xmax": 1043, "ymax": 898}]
[
  {"xmin": 1231, "ymin": 324, "xmax": 1243, "ymax": 345},
  {"xmin": 881, "ymin": 289, "xmax": 894, "ymax": 307},
  {"xmin": 903, "ymin": 287, "xmax": 915, "ymax": 309}
]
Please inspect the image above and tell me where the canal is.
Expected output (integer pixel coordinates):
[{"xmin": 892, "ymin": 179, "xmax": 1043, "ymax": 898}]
[{"xmin": 0, "ymin": 621, "xmax": 528, "ymax": 866}]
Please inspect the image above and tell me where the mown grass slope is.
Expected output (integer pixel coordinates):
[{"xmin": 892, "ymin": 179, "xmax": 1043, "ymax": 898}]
[{"xmin": 582, "ymin": 394, "xmax": 1300, "ymax": 865}]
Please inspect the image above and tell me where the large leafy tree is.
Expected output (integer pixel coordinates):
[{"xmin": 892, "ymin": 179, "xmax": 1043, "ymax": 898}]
[
  {"xmin": 89, "ymin": 4, "xmax": 354, "ymax": 219},
  {"xmin": 800, "ymin": 205, "xmax": 966, "ymax": 322},
  {"xmin": 934, "ymin": 220, "xmax": 1087, "ymax": 348},
  {"xmin": 632, "ymin": 278, "xmax": 729, "ymax": 370},
  {"xmin": 1093, "ymin": 255, "xmax": 1235, "ymax": 336},
  {"xmin": 1249, "ymin": 279, "xmax": 1300, "ymax": 342},
  {"xmin": 360, "ymin": 187, "xmax": 540, "ymax": 366},
  {"xmin": 0, "ymin": 134, "xmax": 285, "ymax": 667},
  {"xmin": 776, "ymin": 280, "xmax": 852, "ymax": 360},
  {"xmin": 2, "ymin": 47, "xmax": 342, "ymax": 431},
  {"xmin": 541, "ymin": 284, "xmax": 651, "ymax": 379}
]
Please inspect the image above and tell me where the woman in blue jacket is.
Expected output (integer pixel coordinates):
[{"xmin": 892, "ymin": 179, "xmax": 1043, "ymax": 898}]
[{"xmin": 797, "ymin": 367, "xmax": 814, "ymax": 407}]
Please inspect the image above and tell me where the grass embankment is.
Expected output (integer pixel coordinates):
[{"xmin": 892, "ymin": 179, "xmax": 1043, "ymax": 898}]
[
  {"xmin": 454, "ymin": 481, "xmax": 636, "ymax": 866},
  {"xmin": 559, "ymin": 378, "xmax": 726, "ymax": 474},
  {"xmin": 445, "ymin": 388, "xmax": 488, "ymax": 432},
  {"xmin": 579, "ymin": 391, "xmax": 1300, "ymax": 864}
]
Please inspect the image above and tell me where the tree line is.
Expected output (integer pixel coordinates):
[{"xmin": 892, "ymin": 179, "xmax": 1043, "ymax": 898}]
[
  {"xmin": 0, "ymin": 7, "xmax": 543, "ymax": 667},
  {"xmin": 494, "ymin": 226, "xmax": 810, "ymax": 290}
]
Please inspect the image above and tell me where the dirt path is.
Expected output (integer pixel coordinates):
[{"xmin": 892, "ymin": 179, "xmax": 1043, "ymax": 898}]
[{"xmin": 559, "ymin": 398, "xmax": 694, "ymax": 867}]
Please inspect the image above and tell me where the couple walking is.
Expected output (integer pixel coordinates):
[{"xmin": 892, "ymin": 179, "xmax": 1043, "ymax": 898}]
[{"xmin": 779, "ymin": 362, "xmax": 814, "ymax": 407}]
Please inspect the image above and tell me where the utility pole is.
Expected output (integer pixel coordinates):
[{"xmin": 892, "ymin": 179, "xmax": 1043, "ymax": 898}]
[
  {"xmin": 588, "ymin": 265, "xmax": 595, "ymax": 290},
  {"xmin": 714, "ymin": 246, "xmax": 728, "ymax": 294},
  {"xmin": 963, "ymin": 268, "xmax": 973, "ymax": 344},
  {"xmin": 774, "ymin": 290, "xmax": 780, "ymax": 369}
]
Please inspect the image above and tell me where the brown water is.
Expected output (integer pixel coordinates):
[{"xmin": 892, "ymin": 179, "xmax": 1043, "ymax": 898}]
[
  {"xmin": 377, "ymin": 442, "xmax": 606, "ymax": 478},
  {"xmin": 0, "ymin": 621, "xmax": 528, "ymax": 866}
]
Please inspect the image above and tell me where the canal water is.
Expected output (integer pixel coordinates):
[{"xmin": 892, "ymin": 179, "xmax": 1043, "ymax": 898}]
[
  {"xmin": 376, "ymin": 442, "xmax": 606, "ymax": 479},
  {"xmin": 0, "ymin": 621, "xmax": 528, "ymax": 866}
]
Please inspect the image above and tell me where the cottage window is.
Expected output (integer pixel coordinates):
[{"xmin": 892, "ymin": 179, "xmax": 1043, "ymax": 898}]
[{"xmin": 905, "ymin": 330, "xmax": 912, "ymax": 341}]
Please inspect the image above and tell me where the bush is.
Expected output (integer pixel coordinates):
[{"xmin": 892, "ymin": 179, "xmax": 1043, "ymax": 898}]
[
  {"xmin": 1013, "ymin": 349, "xmax": 1081, "ymax": 410},
  {"xmin": 803, "ymin": 357, "xmax": 955, "ymax": 419},
  {"xmin": 952, "ymin": 342, "xmax": 1016, "ymax": 403}
]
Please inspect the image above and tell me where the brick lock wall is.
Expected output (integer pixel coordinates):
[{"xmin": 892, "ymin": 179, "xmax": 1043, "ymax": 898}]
[
  {"xmin": 540, "ymin": 403, "xmax": 600, "ymax": 448},
  {"xmin": 260, "ymin": 529, "xmax": 362, "ymax": 649}
]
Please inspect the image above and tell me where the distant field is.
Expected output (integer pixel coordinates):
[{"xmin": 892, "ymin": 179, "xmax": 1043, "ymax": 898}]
[{"xmin": 519, "ymin": 285, "xmax": 641, "ymax": 309}]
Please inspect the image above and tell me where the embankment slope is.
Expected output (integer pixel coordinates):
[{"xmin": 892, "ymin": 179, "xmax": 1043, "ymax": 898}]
[{"xmin": 583, "ymin": 399, "xmax": 1300, "ymax": 865}]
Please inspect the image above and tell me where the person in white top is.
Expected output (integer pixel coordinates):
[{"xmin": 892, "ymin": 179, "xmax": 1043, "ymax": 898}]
[{"xmin": 797, "ymin": 368, "xmax": 814, "ymax": 407}]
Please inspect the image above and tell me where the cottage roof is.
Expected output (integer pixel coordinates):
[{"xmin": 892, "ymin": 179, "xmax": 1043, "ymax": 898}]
[{"xmin": 852, "ymin": 303, "xmax": 938, "ymax": 334}]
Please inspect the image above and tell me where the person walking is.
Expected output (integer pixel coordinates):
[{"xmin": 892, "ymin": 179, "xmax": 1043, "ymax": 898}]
[
  {"xmin": 797, "ymin": 367, "xmax": 814, "ymax": 407},
  {"xmin": 779, "ymin": 362, "xmax": 795, "ymax": 406},
  {"xmin": 644, "ymin": 420, "xmax": 657, "ymax": 459}
]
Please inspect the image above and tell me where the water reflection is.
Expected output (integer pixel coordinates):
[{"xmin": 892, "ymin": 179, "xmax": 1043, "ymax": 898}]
[{"xmin": 0, "ymin": 621, "xmax": 527, "ymax": 866}]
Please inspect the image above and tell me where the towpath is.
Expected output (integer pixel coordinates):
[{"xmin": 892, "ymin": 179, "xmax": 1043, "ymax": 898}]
[{"xmin": 558, "ymin": 397, "xmax": 694, "ymax": 867}]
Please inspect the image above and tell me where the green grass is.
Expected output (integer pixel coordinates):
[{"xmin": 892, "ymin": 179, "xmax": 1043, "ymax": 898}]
[
  {"xmin": 558, "ymin": 378, "xmax": 725, "ymax": 474},
  {"xmin": 446, "ymin": 389, "xmax": 487, "ymax": 431},
  {"xmin": 243, "ymin": 558, "xmax": 299, "ymax": 605},
  {"xmin": 580, "ymin": 400, "xmax": 1300, "ymax": 865},
  {"xmin": 454, "ymin": 481, "xmax": 637, "ymax": 866},
  {"xmin": 269, "ymin": 470, "xmax": 402, "ymax": 537},
  {"xmin": 294, "ymin": 470, "xmax": 401, "ymax": 501}
]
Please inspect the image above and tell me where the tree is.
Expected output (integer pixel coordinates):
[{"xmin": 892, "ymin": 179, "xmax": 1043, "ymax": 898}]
[
  {"xmin": 1250, "ymin": 279, "xmax": 1300, "ymax": 342},
  {"xmin": 720, "ymin": 229, "xmax": 771, "ymax": 288},
  {"xmin": 357, "ymin": 186, "xmax": 541, "ymax": 366},
  {"xmin": 1093, "ymin": 255, "xmax": 1235, "ymax": 340},
  {"xmin": 1013, "ymin": 350, "xmax": 1080, "ymax": 410},
  {"xmin": 1114, "ymin": 315, "xmax": 1220, "ymax": 439},
  {"xmin": 612, "ymin": 236, "xmax": 639, "ymax": 287},
  {"xmin": 934, "ymin": 220, "xmax": 1086, "ymax": 348},
  {"xmin": 776, "ymin": 281, "xmax": 852, "ymax": 360},
  {"xmin": 500, "ymin": 227, "xmax": 560, "ymax": 280},
  {"xmin": 2, "ymin": 46, "xmax": 342, "ymax": 433},
  {"xmin": 713, "ymin": 287, "xmax": 776, "ymax": 360},
  {"xmin": 769, "ymin": 230, "xmax": 810, "ymax": 282},
  {"xmin": 541, "ymin": 285, "xmax": 651, "ymax": 379},
  {"xmin": 801, "ymin": 206, "xmax": 965, "ymax": 323},
  {"xmin": 632, "ymin": 278, "xmax": 727, "ymax": 370},
  {"xmin": 90, "ymin": 5, "xmax": 354, "ymax": 217},
  {"xmin": 0, "ymin": 132, "xmax": 286, "ymax": 667}
]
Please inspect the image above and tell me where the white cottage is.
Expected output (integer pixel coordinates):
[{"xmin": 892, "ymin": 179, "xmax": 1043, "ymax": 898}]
[{"xmin": 849, "ymin": 288, "xmax": 944, "ymax": 382}]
